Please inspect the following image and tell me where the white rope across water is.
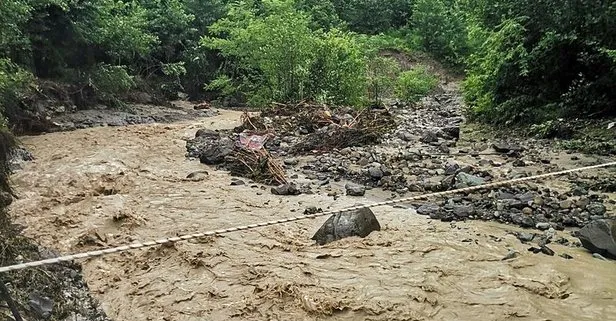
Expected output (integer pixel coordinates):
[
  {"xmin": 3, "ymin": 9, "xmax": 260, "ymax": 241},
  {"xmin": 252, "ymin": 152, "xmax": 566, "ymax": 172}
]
[{"xmin": 1, "ymin": 160, "xmax": 615, "ymax": 274}]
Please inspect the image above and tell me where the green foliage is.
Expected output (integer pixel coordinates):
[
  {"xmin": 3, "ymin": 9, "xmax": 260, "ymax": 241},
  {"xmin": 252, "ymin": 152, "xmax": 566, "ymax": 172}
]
[
  {"xmin": 463, "ymin": 0, "xmax": 616, "ymax": 125},
  {"xmin": 395, "ymin": 65, "xmax": 438, "ymax": 103},
  {"xmin": 308, "ymin": 29, "xmax": 368, "ymax": 106},
  {"xmin": 356, "ymin": 29, "xmax": 421, "ymax": 55},
  {"xmin": 295, "ymin": 0, "xmax": 344, "ymax": 30},
  {"xmin": 462, "ymin": 18, "xmax": 529, "ymax": 124},
  {"xmin": 75, "ymin": 0, "xmax": 159, "ymax": 62},
  {"xmin": 0, "ymin": 0, "xmax": 32, "ymax": 56},
  {"xmin": 0, "ymin": 58, "xmax": 35, "ymax": 126},
  {"xmin": 366, "ymin": 56, "xmax": 400, "ymax": 106},
  {"xmin": 205, "ymin": 0, "xmax": 368, "ymax": 107},
  {"xmin": 90, "ymin": 63, "xmax": 135, "ymax": 95},
  {"xmin": 332, "ymin": 0, "xmax": 413, "ymax": 34},
  {"xmin": 409, "ymin": 0, "xmax": 470, "ymax": 65}
]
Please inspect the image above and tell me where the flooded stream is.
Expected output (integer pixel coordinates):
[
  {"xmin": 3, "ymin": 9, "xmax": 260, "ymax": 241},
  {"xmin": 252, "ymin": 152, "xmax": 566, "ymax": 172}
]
[{"xmin": 8, "ymin": 109, "xmax": 616, "ymax": 321}]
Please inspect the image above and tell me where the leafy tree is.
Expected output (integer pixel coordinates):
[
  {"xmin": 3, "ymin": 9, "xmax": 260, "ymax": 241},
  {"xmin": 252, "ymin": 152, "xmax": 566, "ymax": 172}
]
[
  {"xmin": 395, "ymin": 65, "xmax": 438, "ymax": 103},
  {"xmin": 463, "ymin": 0, "xmax": 616, "ymax": 124},
  {"xmin": 332, "ymin": 0, "xmax": 413, "ymax": 34},
  {"xmin": 205, "ymin": 0, "xmax": 368, "ymax": 107},
  {"xmin": 409, "ymin": 0, "xmax": 469, "ymax": 65}
]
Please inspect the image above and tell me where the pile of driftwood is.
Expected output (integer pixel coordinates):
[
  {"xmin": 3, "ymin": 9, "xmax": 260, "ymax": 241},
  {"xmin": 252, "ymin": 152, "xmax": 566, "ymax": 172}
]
[
  {"xmin": 235, "ymin": 101, "xmax": 396, "ymax": 153},
  {"xmin": 190, "ymin": 101, "xmax": 396, "ymax": 185},
  {"xmin": 225, "ymin": 142, "xmax": 287, "ymax": 186}
]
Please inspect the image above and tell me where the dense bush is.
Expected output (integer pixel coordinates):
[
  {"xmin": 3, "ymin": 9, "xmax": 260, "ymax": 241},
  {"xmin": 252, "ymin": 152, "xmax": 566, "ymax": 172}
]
[
  {"xmin": 409, "ymin": 0, "xmax": 469, "ymax": 65},
  {"xmin": 395, "ymin": 65, "xmax": 439, "ymax": 103},
  {"xmin": 462, "ymin": 0, "xmax": 616, "ymax": 125},
  {"xmin": 204, "ymin": 0, "xmax": 368, "ymax": 107},
  {"xmin": 0, "ymin": 59, "xmax": 34, "ymax": 126}
]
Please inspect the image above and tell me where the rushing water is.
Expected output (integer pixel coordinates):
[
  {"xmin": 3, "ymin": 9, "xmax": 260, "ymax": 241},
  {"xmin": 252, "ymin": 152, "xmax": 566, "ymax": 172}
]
[{"xmin": 8, "ymin": 109, "xmax": 616, "ymax": 321}]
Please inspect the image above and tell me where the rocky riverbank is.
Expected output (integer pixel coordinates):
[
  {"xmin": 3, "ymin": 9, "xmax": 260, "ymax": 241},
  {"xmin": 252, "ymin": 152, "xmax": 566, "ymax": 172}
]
[{"xmin": 185, "ymin": 83, "xmax": 616, "ymax": 259}]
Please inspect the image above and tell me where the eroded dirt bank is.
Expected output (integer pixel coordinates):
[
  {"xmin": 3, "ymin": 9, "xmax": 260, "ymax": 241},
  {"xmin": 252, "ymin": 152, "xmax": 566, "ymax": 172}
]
[{"xmin": 7, "ymin": 108, "xmax": 616, "ymax": 321}]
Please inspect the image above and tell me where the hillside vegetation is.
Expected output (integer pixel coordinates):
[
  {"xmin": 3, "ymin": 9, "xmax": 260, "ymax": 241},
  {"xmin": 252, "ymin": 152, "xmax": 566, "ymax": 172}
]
[{"xmin": 0, "ymin": 0, "xmax": 614, "ymax": 131}]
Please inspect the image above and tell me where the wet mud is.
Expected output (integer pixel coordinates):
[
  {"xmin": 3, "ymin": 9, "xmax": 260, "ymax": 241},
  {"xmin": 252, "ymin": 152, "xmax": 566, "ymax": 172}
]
[{"xmin": 7, "ymin": 109, "xmax": 616, "ymax": 321}]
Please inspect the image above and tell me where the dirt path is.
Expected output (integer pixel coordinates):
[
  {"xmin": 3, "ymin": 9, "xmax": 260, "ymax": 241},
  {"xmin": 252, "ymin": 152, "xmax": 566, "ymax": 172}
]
[{"xmin": 7, "ymin": 109, "xmax": 616, "ymax": 321}]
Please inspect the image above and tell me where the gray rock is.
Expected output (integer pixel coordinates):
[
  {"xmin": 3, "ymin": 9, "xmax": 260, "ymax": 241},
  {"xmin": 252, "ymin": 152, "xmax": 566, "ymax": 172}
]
[
  {"xmin": 492, "ymin": 142, "xmax": 523, "ymax": 153},
  {"xmin": 577, "ymin": 219, "xmax": 616, "ymax": 259},
  {"xmin": 444, "ymin": 163, "xmax": 460, "ymax": 175},
  {"xmin": 452, "ymin": 205, "xmax": 475, "ymax": 217},
  {"xmin": 559, "ymin": 199, "xmax": 572, "ymax": 209},
  {"xmin": 441, "ymin": 126, "xmax": 460, "ymax": 140},
  {"xmin": 417, "ymin": 203, "xmax": 440, "ymax": 216},
  {"xmin": 502, "ymin": 249, "xmax": 519, "ymax": 260},
  {"xmin": 311, "ymin": 207, "xmax": 381, "ymax": 245},
  {"xmin": 345, "ymin": 182, "xmax": 366, "ymax": 196},
  {"xmin": 271, "ymin": 183, "xmax": 301, "ymax": 195},
  {"xmin": 198, "ymin": 137, "xmax": 235, "ymax": 165},
  {"xmin": 0, "ymin": 191, "xmax": 13, "ymax": 207},
  {"xmin": 536, "ymin": 222, "xmax": 551, "ymax": 230},
  {"xmin": 571, "ymin": 186, "xmax": 588, "ymax": 196},
  {"xmin": 454, "ymin": 172, "xmax": 485, "ymax": 188},
  {"xmin": 185, "ymin": 170, "xmax": 209, "ymax": 182},
  {"xmin": 284, "ymin": 158, "xmax": 299, "ymax": 166},
  {"xmin": 28, "ymin": 293, "xmax": 54, "ymax": 319},
  {"xmin": 419, "ymin": 130, "xmax": 439, "ymax": 143},
  {"xmin": 516, "ymin": 232, "xmax": 535, "ymax": 242},
  {"xmin": 592, "ymin": 253, "xmax": 609, "ymax": 261},
  {"xmin": 195, "ymin": 128, "xmax": 219, "ymax": 138},
  {"xmin": 368, "ymin": 167, "xmax": 384, "ymax": 179},
  {"xmin": 587, "ymin": 203, "xmax": 607, "ymax": 216},
  {"xmin": 497, "ymin": 191, "xmax": 517, "ymax": 200}
]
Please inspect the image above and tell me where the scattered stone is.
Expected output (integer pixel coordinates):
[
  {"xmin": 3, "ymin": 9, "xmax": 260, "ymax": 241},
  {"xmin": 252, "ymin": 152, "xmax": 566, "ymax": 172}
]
[
  {"xmin": 592, "ymin": 253, "xmax": 609, "ymax": 261},
  {"xmin": 540, "ymin": 245, "xmax": 555, "ymax": 256},
  {"xmin": 185, "ymin": 170, "xmax": 209, "ymax": 182},
  {"xmin": 559, "ymin": 199, "xmax": 572, "ymax": 209},
  {"xmin": 345, "ymin": 182, "xmax": 366, "ymax": 196},
  {"xmin": 311, "ymin": 207, "xmax": 381, "ymax": 245},
  {"xmin": 512, "ymin": 159, "xmax": 526, "ymax": 167},
  {"xmin": 230, "ymin": 179, "xmax": 245, "ymax": 186},
  {"xmin": 304, "ymin": 206, "xmax": 322, "ymax": 215},
  {"xmin": 492, "ymin": 142, "xmax": 523, "ymax": 153},
  {"xmin": 441, "ymin": 126, "xmax": 460, "ymax": 140},
  {"xmin": 444, "ymin": 163, "xmax": 460, "ymax": 175},
  {"xmin": 527, "ymin": 245, "xmax": 555, "ymax": 256},
  {"xmin": 368, "ymin": 167, "xmax": 384, "ymax": 179},
  {"xmin": 516, "ymin": 232, "xmax": 535, "ymax": 243},
  {"xmin": 586, "ymin": 203, "xmax": 607, "ymax": 216},
  {"xmin": 452, "ymin": 205, "xmax": 475, "ymax": 218},
  {"xmin": 271, "ymin": 183, "xmax": 301, "ymax": 196},
  {"xmin": 502, "ymin": 249, "xmax": 519, "ymax": 260},
  {"xmin": 284, "ymin": 158, "xmax": 299, "ymax": 166},
  {"xmin": 577, "ymin": 219, "xmax": 616, "ymax": 259},
  {"xmin": 0, "ymin": 191, "xmax": 13, "ymax": 207},
  {"xmin": 419, "ymin": 130, "xmax": 439, "ymax": 143},
  {"xmin": 454, "ymin": 172, "xmax": 485, "ymax": 188},
  {"xmin": 28, "ymin": 293, "xmax": 54, "ymax": 319},
  {"xmin": 536, "ymin": 222, "xmax": 551, "ymax": 230},
  {"xmin": 417, "ymin": 203, "xmax": 440, "ymax": 216},
  {"xmin": 559, "ymin": 253, "xmax": 573, "ymax": 259}
]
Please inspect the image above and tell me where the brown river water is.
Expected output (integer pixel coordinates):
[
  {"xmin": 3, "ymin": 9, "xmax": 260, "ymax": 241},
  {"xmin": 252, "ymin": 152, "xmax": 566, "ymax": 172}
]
[{"xmin": 8, "ymin": 109, "xmax": 616, "ymax": 321}]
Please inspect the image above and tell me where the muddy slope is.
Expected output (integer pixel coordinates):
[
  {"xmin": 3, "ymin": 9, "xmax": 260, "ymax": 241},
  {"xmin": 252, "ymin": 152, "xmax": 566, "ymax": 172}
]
[{"xmin": 6, "ymin": 107, "xmax": 616, "ymax": 321}]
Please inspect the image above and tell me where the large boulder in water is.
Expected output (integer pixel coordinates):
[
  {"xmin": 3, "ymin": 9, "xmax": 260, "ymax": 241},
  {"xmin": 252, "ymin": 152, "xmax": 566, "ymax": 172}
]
[
  {"xmin": 577, "ymin": 219, "xmax": 616, "ymax": 259},
  {"xmin": 311, "ymin": 207, "xmax": 381, "ymax": 245}
]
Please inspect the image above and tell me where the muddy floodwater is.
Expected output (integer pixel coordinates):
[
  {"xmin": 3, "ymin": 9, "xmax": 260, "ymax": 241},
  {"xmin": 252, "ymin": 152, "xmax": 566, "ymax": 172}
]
[{"xmin": 8, "ymin": 110, "xmax": 616, "ymax": 321}]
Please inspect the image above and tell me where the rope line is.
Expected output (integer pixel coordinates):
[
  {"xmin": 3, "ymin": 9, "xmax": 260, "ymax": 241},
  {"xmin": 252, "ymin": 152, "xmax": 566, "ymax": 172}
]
[{"xmin": 1, "ymin": 161, "xmax": 615, "ymax": 274}]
